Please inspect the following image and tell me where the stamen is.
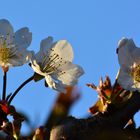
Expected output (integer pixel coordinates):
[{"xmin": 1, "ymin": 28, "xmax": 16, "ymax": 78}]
[
  {"xmin": 42, "ymin": 48, "xmax": 67, "ymax": 74},
  {"xmin": 9, "ymin": 47, "xmax": 17, "ymax": 57},
  {"xmin": 131, "ymin": 64, "xmax": 140, "ymax": 82},
  {"xmin": 0, "ymin": 33, "xmax": 16, "ymax": 64},
  {"xmin": 0, "ymin": 47, "xmax": 10, "ymax": 63},
  {"xmin": 43, "ymin": 53, "xmax": 59, "ymax": 72}
]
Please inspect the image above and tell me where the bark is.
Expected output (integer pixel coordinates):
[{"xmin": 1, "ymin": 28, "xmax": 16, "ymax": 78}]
[{"xmin": 50, "ymin": 91, "xmax": 140, "ymax": 140}]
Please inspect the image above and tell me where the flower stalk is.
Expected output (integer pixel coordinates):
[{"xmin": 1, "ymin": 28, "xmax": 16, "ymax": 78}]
[
  {"xmin": 2, "ymin": 71, "xmax": 7, "ymax": 100},
  {"xmin": 8, "ymin": 75, "xmax": 34, "ymax": 104}
]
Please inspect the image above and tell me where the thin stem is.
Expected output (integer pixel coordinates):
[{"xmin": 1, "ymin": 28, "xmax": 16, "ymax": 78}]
[
  {"xmin": 2, "ymin": 71, "xmax": 7, "ymax": 100},
  {"xmin": 8, "ymin": 75, "xmax": 34, "ymax": 104}
]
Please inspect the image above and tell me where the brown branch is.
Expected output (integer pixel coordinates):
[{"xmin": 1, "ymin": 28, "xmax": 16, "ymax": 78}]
[
  {"xmin": 45, "ymin": 87, "xmax": 80, "ymax": 130},
  {"xmin": 50, "ymin": 91, "xmax": 140, "ymax": 140}
]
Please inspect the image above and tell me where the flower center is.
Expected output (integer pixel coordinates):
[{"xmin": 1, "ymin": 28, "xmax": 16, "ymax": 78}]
[
  {"xmin": 0, "ymin": 47, "xmax": 10, "ymax": 63},
  {"xmin": 42, "ymin": 48, "xmax": 67, "ymax": 74},
  {"xmin": 131, "ymin": 64, "xmax": 140, "ymax": 82},
  {"xmin": 0, "ymin": 34, "xmax": 17, "ymax": 65}
]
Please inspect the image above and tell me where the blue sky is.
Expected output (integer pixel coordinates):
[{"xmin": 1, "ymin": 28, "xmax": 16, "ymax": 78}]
[{"xmin": 0, "ymin": 0, "xmax": 140, "ymax": 134}]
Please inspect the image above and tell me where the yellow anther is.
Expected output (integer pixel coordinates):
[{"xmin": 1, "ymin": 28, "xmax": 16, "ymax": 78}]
[
  {"xmin": 0, "ymin": 47, "xmax": 10, "ymax": 63},
  {"xmin": 131, "ymin": 64, "xmax": 140, "ymax": 82}
]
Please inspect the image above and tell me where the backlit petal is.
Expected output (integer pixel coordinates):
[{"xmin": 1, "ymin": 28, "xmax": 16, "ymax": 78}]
[
  {"xmin": 45, "ymin": 75, "xmax": 66, "ymax": 93},
  {"xmin": 53, "ymin": 62, "xmax": 84, "ymax": 85},
  {"xmin": 0, "ymin": 19, "xmax": 14, "ymax": 38},
  {"xmin": 118, "ymin": 38, "xmax": 136, "ymax": 68},
  {"xmin": 40, "ymin": 36, "xmax": 53, "ymax": 53},
  {"xmin": 15, "ymin": 27, "xmax": 32, "ymax": 48},
  {"xmin": 8, "ymin": 50, "xmax": 33, "ymax": 66},
  {"xmin": 51, "ymin": 40, "xmax": 73, "ymax": 62}
]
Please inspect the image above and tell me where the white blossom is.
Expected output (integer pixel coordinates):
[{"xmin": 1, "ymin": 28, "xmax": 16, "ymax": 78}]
[
  {"xmin": 0, "ymin": 19, "xmax": 33, "ymax": 68},
  {"xmin": 31, "ymin": 37, "xmax": 84, "ymax": 92},
  {"xmin": 117, "ymin": 37, "xmax": 140, "ymax": 91}
]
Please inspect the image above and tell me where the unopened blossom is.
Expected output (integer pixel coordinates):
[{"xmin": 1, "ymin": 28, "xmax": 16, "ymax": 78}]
[
  {"xmin": 117, "ymin": 37, "xmax": 140, "ymax": 91},
  {"xmin": 87, "ymin": 76, "xmax": 130, "ymax": 115},
  {"xmin": 31, "ymin": 37, "xmax": 84, "ymax": 92},
  {"xmin": 0, "ymin": 19, "xmax": 32, "ymax": 70}
]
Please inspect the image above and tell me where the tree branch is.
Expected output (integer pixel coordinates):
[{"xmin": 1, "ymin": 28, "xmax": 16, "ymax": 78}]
[{"xmin": 50, "ymin": 91, "xmax": 140, "ymax": 140}]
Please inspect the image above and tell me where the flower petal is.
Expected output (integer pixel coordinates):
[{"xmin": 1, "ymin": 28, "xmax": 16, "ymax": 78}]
[
  {"xmin": 51, "ymin": 40, "xmax": 74, "ymax": 62},
  {"xmin": 8, "ymin": 49, "xmax": 33, "ymax": 66},
  {"xmin": 132, "ymin": 82, "xmax": 140, "ymax": 90},
  {"xmin": 131, "ymin": 48, "xmax": 140, "ymax": 63},
  {"xmin": 53, "ymin": 62, "xmax": 84, "ymax": 85},
  {"xmin": 118, "ymin": 68, "xmax": 135, "ymax": 91},
  {"xmin": 45, "ymin": 75, "xmax": 66, "ymax": 93},
  {"xmin": 118, "ymin": 38, "xmax": 136, "ymax": 68},
  {"xmin": 31, "ymin": 59, "xmax": 46, "ymax": 76},
  {"xmin": 40, "ymin": 36, "xmax": 53, "ymax": 53},
  {"xmin": 15, "ymin": 27, "xmax": 32, "ymax": 48},
  {"xmin": 35, "ymin": 37, "xmax": 53, "ymax": 62},
  {"xmin": 0, "ymin": 19, "xmax": 14, "ymax": 37}
]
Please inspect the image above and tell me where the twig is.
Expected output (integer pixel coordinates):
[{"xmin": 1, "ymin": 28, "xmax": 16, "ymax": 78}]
[
  {"xmin": 2, "ymin": 71, "xmax": 7, "ymax": 100},
  {"xmin": 50, "ymin": 91, "xmax": 140, "ymax": 140},
  {"xmin": 8, "ymin": 75, "xmax": 34, "ymax": 104}
]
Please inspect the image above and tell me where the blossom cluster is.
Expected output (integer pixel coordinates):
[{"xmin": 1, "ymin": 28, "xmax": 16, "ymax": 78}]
[
  {"xmin": 0, "ymin": 19, "xmax": 85, "ymax": 139},
  {"xmin": 1, "ymin": 19, "xmax": 140, "ymax": 113},
  {"xmin": 0, "ymin": 18, "xmax": 139, "ymax": 139},
  {"xmin": 0, "ymin": 19, "xmax": 84, "ymax": 93},
  {"xmin": 87, "ymin": 37, "xmax": 140, "ymax": 114}
]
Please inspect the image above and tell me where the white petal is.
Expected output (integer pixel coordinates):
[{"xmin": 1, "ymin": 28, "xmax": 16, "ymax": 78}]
[
  {"xmin": 51, "ymin": 40, "xmax": 74, "ymax": 62},
  {"xmin": 0, "ymin": 19, "xmax": 14, "ymax": 38},
  {"xmin": 31, "ymin": 60, "xmax": 46, "ymax": 76},
  {"xmin": 45, "ymin": 75, "xmax": 66, "ymax": 93},
  {"xmin": 131, "ymin": 48, "xmax": 140, "ymax": 63},
  {"xmin": 32, "ymin": 51, "xmax": 42, "ymax": 64},
  {"xmin": 54, "ymin": 82, "xmax": 67, "ymax": 93},
  {"xmin": 16, "ymin": 49, "xmax": 33, "ymax": 61},
  {"xmin": 118, "ymin": 68, "xmax": 134, "ymax": 91},
  {"xmin": 118, "ymin": 37, "xmax": 128, "ymax": 48},
  {"xmin": 53, "ymin": 62, "xmax": 84, "ymax": 85},
  {"xmin": 132, "ymin": 82, "xmax": 140, "ymax": 91},
  {"xmin": 34, "ymin": 37, "xmax": 53, "ymax": 62},
  {"xmin": 8, "ymin": 58, "xmax": 25, "ymax": 66},
  {"xmin": 40, "ymin": 36, "xmax": 53, "ymax": 53},
  {"xmin": 34, "ymin": 39, "xmax": 73, "ymax": 71},
  {"xmin": 118, "ymin": 38, "xmax": 136, "ymax": 68},
  {"xmin": 8, "ymin": 49, "xmax": 33, "ymax": 66},
  {"xmin": 15, "ymin": 27, "xmax": 32, "ymax": 48}
]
